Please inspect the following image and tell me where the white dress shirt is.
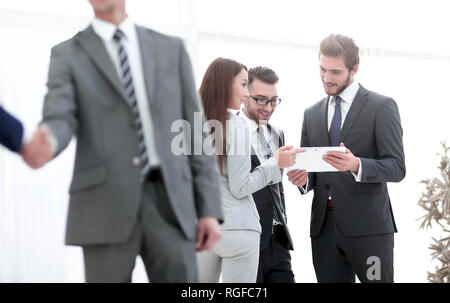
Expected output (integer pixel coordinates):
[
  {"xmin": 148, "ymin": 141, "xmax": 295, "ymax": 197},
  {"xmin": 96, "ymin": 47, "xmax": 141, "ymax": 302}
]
[
  {"xmin": 91, "ymin": 17, "xmax": 160, "ymax": 167},
  {"xmin": 239, "ymin": 111, "xmax": 273, "ymax": 162},
  {"xmin": 327, "ymin": 79, "xmax": 362, "ymax": 182}
]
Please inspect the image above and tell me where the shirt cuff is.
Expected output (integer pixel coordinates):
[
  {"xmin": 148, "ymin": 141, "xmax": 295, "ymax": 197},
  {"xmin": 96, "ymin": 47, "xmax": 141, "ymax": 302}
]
[
  {"xmin": 298, "ymin": 176, "xmax": 309, "ymax": 193},
  {"xmin": 40, "ymin": 124, "xmax": 58, "ymax": 155},
  {"xmin": 265, "ymin": 156, "xmax": 282, "ymax": 183},
  {"xmin": 352, "ymin": 158, "xmax": 362, "ymax": 182},
  {"xmin": 22, "ymin": 124, "xmax": 33, "ymax": 147}
]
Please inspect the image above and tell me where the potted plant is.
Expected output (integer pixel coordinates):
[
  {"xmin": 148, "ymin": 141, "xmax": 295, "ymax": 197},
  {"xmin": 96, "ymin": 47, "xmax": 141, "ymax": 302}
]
[{"xmin": 418, "ymin": 141, "xmax": 449, "ymax": 283}]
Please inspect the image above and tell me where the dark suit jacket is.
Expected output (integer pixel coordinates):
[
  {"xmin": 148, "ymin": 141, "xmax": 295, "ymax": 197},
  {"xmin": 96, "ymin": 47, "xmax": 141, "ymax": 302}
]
[
  {"xmin": 0, "ymin": 105, "xmax": 23, "ymax": 152},
  {"xmin": 301, "ymin": 84, "xmax": 406, "ymax": 238},
  {"xmin": 251, "ymin": 126, "xmax": 294, "ymax": 250}
]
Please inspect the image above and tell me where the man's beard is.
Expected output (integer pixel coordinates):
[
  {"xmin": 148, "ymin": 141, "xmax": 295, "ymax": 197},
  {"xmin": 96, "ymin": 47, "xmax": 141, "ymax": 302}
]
[
  {"xmin": 245, "ymin": 102, "xmax": 270, "ymax": 125},
  {"xmin": 331, "ymin": 73, "xmax": 351, "ymax": 96}
]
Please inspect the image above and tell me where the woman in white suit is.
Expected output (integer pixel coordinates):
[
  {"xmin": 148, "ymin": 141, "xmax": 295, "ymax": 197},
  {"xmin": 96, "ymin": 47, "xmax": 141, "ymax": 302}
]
[{"xmin": 196, "ymin": 58, "xmax": 299, "ymax": 282}]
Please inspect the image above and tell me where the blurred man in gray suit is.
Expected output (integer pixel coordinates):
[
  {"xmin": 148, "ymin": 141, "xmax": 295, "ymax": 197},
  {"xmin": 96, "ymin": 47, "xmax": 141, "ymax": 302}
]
[
  {"xmin": 27, "ymin": 0, "xmax": 223, "ymax": 282},
  {"xmin": 288, "ymin": 34, "xmax": 405, "ymax": 283}
]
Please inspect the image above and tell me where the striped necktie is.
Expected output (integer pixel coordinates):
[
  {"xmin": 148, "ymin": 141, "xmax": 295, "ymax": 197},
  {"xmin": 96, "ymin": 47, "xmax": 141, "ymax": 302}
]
[
  {"xmin": 257, "ymin": 126, "xmax": 282, "ymax": 225},
  {"xmin": 257, "ymin": 125, "xmax": 272, "ymax": 159},
  {"xmin": 113, "ymin": 29, "xmax": 150, "ymax": 176}
]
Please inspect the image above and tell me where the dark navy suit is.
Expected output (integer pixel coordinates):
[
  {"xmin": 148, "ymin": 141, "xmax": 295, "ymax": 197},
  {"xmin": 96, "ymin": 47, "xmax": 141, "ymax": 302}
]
[{"xmin": 0, "ymin": 105, "xmax": 23, "ymax": 152}]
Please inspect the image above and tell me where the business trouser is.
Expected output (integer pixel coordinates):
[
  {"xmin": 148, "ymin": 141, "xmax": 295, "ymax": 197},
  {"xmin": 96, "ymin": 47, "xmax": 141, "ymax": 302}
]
[
  {"xmin": 257, "ymin": 226, "xmax": 295, "ymax": 283},
  {"xmin": 311, "ymin": 207, "xmax": 394, "ymax": 283},
  {"xmin": 82, "ymin": 171, "xmax": 198, "ymax": 283},
  {"xmin": 196, "ymin": 229, "xmax": 260, "ymax": 283}
]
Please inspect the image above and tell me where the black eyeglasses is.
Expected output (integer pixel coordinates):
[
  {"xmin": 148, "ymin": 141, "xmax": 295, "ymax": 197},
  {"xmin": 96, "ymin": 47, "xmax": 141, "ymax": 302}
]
[{"xmin": 249, "ymin": 96, "xmax": 282, "ymax": 106}]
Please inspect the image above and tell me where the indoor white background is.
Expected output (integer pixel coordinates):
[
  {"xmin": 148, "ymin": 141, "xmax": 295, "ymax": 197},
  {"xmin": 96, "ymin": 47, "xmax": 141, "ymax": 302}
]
[{"xmin": 0, "ymin": 0, "xmax": 449, "ymax": 282}]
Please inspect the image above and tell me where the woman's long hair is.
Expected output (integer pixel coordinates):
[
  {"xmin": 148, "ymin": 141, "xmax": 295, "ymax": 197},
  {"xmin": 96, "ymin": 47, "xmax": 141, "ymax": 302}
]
[{"xmin": 199, "ymin": 57, "xmax": 247, "ymax": 174}]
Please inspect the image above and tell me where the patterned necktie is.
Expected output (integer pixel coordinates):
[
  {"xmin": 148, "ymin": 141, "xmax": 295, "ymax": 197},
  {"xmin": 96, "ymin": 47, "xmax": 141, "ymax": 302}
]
[
  {"xmin": 257, "ymin": 126, "xmax": 282, "ymax": 225},
  {"xmin": 257, "ymin": 125, "xmax": 272, "ymax": 159},
  {"xmin": 113, "ymin": 29, "xmax": 150, "ymax": 176}
]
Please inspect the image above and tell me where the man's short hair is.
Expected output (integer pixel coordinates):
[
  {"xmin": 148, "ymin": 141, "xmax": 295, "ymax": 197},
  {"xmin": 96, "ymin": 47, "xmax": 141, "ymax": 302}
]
[
  {"xmin": 248, "ymin": 66, "xmax": 279, "ymax": 87},
  {"xmin": 319, "ymin": 34, "xmax": 360, "ymax": 70}
]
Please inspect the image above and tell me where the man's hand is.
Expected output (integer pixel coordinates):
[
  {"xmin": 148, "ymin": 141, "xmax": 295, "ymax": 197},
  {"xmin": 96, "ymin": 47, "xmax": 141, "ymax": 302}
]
[
  {"xmin": 274, "ymin": 146, "xmax": 305, "ymax": 168},
  {"xmin": 287, "ymin": 169, "xmax": 308, "ymax": 187},
  {"xmin": 323, "ymin": 143, "xmax": 360, "ymax": 173},
  {"xmin": 196, "ymin": 217, "xmax": 221, "ymax": 252},
  {"xmin": 20, "ymin": 126, "xmax": 53, "ymax": 169}
]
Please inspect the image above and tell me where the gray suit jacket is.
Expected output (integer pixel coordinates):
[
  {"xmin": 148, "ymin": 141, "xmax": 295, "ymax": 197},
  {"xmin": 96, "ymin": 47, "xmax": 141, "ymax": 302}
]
[
  {"xmin": 301, "ymin": 84, "xmax": 406, "ymax": 238},
  {"xmin": 41, "ymin": 25, "xmax": 223, "ymax": 246},
  {"xmin": 219, "ymin": 113, "xmax": 282, "ymax": 232}
]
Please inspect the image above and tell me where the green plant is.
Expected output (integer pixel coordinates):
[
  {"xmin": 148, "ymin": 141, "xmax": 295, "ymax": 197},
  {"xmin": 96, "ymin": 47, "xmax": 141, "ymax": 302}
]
[{"xmin": 418, "ymin": 141, "xmax": 450, "ymax": 283}]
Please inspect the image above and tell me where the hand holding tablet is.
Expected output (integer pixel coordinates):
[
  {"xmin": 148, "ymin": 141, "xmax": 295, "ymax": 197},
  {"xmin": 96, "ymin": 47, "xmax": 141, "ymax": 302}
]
[{"xmin": 286, "ymin": 146, "xmax": 346, "ymax": 172}]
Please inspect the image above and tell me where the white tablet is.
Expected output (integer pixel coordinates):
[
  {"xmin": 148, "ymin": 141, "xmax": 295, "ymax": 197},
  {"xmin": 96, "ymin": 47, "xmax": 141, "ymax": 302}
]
[{"xmin": 286, "ymin": 146, "xmax": 346, "ymax": 172}]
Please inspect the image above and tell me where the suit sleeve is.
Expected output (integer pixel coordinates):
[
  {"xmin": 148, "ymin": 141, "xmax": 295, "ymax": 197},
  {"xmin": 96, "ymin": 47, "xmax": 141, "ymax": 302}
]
[
  {"xmin": 40, "ymin": 44, "xmax": 77, "ymax": 156},
  {"xmin": 227, "ymin": 117, "xmax": 282, "ymax": 199},
  {"xmin": 0, "ymin": 105, "xmax": 24, "ymax": 152},
  {"xmin": 300, "ymin": 108, "xmax": 316, "ymax": 193},
  {"xmin": 359, "ymin": 98, "xmax": 406, "ymax": 183},
  {"xmin": 178, "ymin": 40, "xmax": 224, "ymax": 222}
]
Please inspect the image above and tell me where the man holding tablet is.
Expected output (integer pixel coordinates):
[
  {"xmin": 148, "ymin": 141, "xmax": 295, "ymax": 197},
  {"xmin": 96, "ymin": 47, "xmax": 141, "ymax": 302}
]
[{"xmin": 287, "ymin": 34, "xmax": 405, "ymax": 283}]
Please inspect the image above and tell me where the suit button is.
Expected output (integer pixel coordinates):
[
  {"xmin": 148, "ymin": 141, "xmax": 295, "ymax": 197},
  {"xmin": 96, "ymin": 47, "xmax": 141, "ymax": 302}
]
[{"xmin": 132, "ymin": 157, "xmax": 140, "ymax": 167}]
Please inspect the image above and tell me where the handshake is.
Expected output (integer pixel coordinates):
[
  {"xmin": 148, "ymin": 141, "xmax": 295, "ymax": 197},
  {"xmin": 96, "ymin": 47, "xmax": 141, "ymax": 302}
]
[{"xmin": 19, "ymin": 126, "xmax": 54, "ymax": 169}]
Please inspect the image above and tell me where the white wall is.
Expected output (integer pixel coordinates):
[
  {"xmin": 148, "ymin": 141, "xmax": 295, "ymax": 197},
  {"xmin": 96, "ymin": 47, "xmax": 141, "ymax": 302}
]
[{"xmin": 0, "ymin": 0, "xmax": 449, "ymax": 282}]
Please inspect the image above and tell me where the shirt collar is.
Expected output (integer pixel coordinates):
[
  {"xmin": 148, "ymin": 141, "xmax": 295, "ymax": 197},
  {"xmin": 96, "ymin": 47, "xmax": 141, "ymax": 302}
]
[
  {"xmin": 239, "ymin": 110, "xmax": 260, "ymax": 134},
  {"xmin": 329, "ymin": 80, "xmax": 360, "ymax": 106},
  {"xmin": 91, "ymin": 16, "xmax": 135, "ymax": 43}
]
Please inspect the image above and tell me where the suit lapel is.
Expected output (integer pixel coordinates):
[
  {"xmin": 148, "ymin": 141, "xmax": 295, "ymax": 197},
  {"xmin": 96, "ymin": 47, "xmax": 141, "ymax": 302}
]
[
  {"xmin": 318, "ymin": 97, "xmax": 330, "ymax": 146},
  {"xmin": 251, "ymin": 154, "xmax": 260, "ymax": 168},
  {"xmin": 267, "ymin": 124, "xmax": 281, "ymax": 150},
  {"xmin": 136, "ymin": 26, "xmax": 156, "ymax": 108},
  {"xmin": 266, "ymin": 126, "xmax": 286, "ymax": 216},
  {"xmin": 75, "ymin": 26, "xmax": 128, "ymax": 103},
  {"xmin": 340, "ymin": 85, "xmax": 369, "ymax": 142}
]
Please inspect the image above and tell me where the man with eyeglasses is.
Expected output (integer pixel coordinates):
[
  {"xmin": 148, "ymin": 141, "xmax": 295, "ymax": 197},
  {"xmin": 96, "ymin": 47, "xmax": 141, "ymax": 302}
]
[{"xmin": 238, "ymin": 66, "xmax": 307, "ymax": 283}]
